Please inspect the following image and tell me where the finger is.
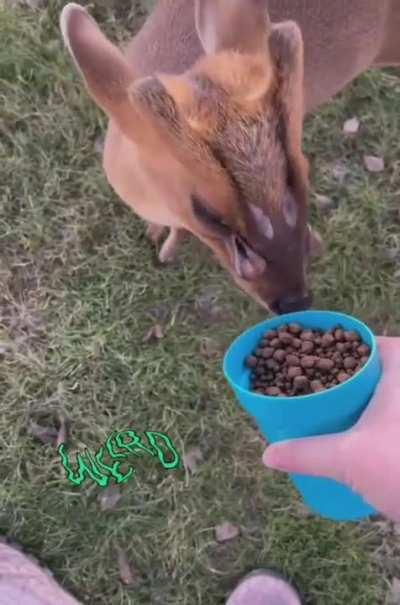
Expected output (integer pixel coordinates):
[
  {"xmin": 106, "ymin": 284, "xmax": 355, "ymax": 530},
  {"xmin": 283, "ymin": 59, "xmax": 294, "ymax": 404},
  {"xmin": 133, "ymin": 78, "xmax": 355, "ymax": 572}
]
[{"xmin": 263, "ymin": 432, "xmax": 349, "ymax": 483}]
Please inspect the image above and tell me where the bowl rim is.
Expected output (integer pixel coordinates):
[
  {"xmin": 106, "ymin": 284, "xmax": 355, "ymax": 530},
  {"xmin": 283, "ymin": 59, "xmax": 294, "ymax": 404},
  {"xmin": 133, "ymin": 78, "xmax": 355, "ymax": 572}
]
[{"xmin": 222, "ymin": 310, "xmax": 378, "ymax": 403}]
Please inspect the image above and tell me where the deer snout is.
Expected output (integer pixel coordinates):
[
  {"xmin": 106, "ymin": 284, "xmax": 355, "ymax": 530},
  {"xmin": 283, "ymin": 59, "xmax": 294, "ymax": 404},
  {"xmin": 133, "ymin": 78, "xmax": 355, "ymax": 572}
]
[{"xmin": 271, "ymin": 291, "xmax": 313, "ymax": 315}]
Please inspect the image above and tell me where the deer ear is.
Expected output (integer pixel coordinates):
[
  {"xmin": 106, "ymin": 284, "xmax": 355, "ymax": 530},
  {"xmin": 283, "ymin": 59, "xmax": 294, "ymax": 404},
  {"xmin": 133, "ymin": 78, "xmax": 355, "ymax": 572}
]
[
  {"xmin": 60, "ymin": 3, "xmax": 135, "ymax": 118},
  {"xmin": 269, "ymin": 22, "xmax": 305, "ymax": 168},
  {"xmin": 195, "ymin": 0, "xmax": 271, "ymax": 55}
]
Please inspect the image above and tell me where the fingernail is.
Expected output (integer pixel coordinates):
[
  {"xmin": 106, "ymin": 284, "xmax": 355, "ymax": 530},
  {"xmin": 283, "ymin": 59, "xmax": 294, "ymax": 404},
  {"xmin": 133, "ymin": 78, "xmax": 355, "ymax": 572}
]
[{"xmin": 263, "ymin": 447, "xmax": 288, "ymax": 471}]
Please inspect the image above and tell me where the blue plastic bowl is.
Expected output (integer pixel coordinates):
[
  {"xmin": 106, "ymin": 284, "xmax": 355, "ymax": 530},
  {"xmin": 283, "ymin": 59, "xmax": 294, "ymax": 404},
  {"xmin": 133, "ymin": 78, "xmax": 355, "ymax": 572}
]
[{"xmin": 223, "ymin": 310, "xmax": 382, "ymax": 521}]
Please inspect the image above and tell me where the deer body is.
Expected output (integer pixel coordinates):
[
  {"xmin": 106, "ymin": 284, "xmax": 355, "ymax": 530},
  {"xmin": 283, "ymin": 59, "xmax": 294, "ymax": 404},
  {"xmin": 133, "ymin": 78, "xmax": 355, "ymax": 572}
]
[
  {"xmin": 126, "ymin": 0, "xmax": 398, "ymax": 111},
  {"xmin": 61, "ymin": 1, "xmax": 400, "ymax": 313}
]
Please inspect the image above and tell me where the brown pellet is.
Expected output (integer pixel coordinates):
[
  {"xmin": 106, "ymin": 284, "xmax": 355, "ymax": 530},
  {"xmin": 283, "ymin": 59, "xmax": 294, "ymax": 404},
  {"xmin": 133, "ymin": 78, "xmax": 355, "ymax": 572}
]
[
  {"xmin": 279, "ymin": 332, "xmax": 293, "ymax": 345},
  {"xmin": 301, "ymin": 340, "xmax": 314, "ymax": 354},
  {"xmin": 262, "ymin": 347, "xmax": 274, "ymax": 359},
  {"xmin": 338, "ymin": 371, "xmax": 350, "ymax": 383},
  {"xmin": 293, "ymin": 375, "xmax": 309, "ymax": 391},
  {"xmin": 246, "ymin": 356, "xmax": 258, "ymax": 368},
  {"xmin": 265, "ymin": 387, "xmax": 282, "ymax": 396},
  {"xmin": 317, "ymin": 358, "xmax": 335, "ymax": 371},
  {"xmin": 287, "ymin": 366, "xmax": 303, "ymax": 379},
  {"xmin": 247, "ymin": 323, "xmax": 370, "ymax": 397},
  {"xmin": 321, "ymin": 333, "xmax": 335, "ymax": 348},
  {"xmin": 273, "ymin": 349, "xmax": 287, "ymax": 362},
  {"xmin": 344, "ymin": 331, "xmax": 358, "ymax": 342},
  {"xmin": 287, "ymin": 354, "xmax": 300, "ymax": 366},
  {"xmin": 343, "ymin": 356, "xmax": 357, "ymax": 370},
  {"xmin": 288, "ymin": 323, "xmax": 302, "ymax": 335},
  {"xmin": 301, "ymin": 355, "xmax": 316, "ymax": 369},
  {"xmin": 357, "ymin": 344, "xmax": 370, "ymax": 357},
  {"xmin": 311, "ymin": 380, "xmax": 324, "ymax": 393},
  {"xmin": 334, "ymin": 329, "xmax": 344, "ymax": 341}
]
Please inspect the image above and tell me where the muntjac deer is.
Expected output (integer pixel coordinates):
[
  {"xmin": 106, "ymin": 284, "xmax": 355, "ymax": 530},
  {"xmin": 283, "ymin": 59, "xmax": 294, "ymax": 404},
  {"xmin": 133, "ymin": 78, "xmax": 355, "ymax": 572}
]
[{"xmin": 60, "ymin": 0, "xmax": 400, "ymax": 314}]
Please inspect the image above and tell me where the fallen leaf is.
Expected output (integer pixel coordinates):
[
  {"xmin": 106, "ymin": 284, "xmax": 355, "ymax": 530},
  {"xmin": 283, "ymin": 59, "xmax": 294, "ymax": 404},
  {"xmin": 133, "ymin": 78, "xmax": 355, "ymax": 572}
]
[
  {"xmin": 343, "ymin": 117, "xmax": 360, "ymax": 135},
  {"xmin": 98, "ymin": 484, "xmax": 122, "ymax": 512},
  {"xmin": 314, "ymin": 194, "xmax": 336, "ymax": 212},
  {"xmin": 215, "ymin": 522, "xmax": 240, "ymax": 543},
  {"xmin": 143, "ymin": 324, "xmax": 164, "ymax": 343},
  {"xmin": 0, "ymin": 341, "xmax": 13, "ymax": 355},
  {"xmin": 200, "ymin": 337, "xmax": 221, "ymax": 359},
  {"xmin": 56, "ymin": 413, "xmax": 69, "ymax": 448},
  {"xmin": 25, "ymin": 0, "xmax": 45, "ymax": 7},
  {"xmin": 386, "ymin": 578, "xmax": 400, "ymax": 604},
  {"xmin": 116, "ymin": 547, "xmax": 141, "ymax": 587},
  {"xmin": 28, "ymin": 421, "xmax": 58, "ymax": 446},
  {"xmin": 331, "ymin": 161, "xmax": 349, "ymax": 183},
  {"xmin": 364, "ymin": 155, "xmax": 385, "ymax": 173},
  {"xmin": 183, "ymin": 447, "xmax": 203, "ymax": 474},
  {"xmin": 94, "ymin": 136, "xmax": 104, "ymax": 155},
  {"xmin": 295, "ymin": 502, "xmax": 313, "ymax": 519}
]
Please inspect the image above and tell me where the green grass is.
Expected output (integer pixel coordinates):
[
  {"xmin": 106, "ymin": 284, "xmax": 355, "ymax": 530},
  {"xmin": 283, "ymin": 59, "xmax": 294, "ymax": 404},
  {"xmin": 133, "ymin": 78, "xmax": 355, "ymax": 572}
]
[{"xmin": 1, "ymin": 2, "xmax": 400, "ymax": 604}]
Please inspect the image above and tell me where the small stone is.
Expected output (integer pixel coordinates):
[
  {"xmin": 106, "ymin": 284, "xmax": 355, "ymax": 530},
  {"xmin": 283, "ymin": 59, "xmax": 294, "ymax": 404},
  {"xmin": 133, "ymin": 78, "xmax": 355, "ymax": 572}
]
[
  {"xmin": 344, "ymin": 356, "xmax": 357, "ymax": 370},
  {"xmin": 301, "ymin": 340, "xmax": 314, "ymax": 354},
  {"xmin": 265, "ymin": 387, "xmax": 282, "ymax": 397},
  {"xmin": 287, "ymin": 366, "xmax": 303, "ymax": 379},
  {"xmin": 343, "ymin": 117, "xmax": 360, "ymax": 135},
  {"xmin": 265, "ymin": 330, "xmax": 277, "ymax": 340},
  {"xmin": 301, "ymin": 355, "xmax": 316, "ymax": 369},
  {"xmin": 317, "ymin": 358, "xmax": 335, "ymax": 371},
  {"xmin": 364, "ymin": 155, "xmax": 385, "ymax": 173},
  {"xmin": 286, "ymin": 354, "xmax": 300, "ymax": 366},
  {"xmin": 246, "ymin": 356, "xmax": 258, "ymax": 368},
  {"xmin": 292, "ymin": 338, "xmax": 302, "ymax": 349},
  {"xmin": 270, "ymin": 338, "xmax": 280, "ymax": 348},
  {"xmin": 315, "ymin": 194, "xmax": 335, "ymax": 212},
  {"xmin": 215, "ymin": 522, "xmax": 240, "ymax": 543},
  {"xmin": 360, "ymin": 356, "xmax": 369, "ymax": 365},
  {"xmin": 336, "ymin": 342, "xmax": 345, "ymax": 353},
  {"xmin": 338, "ymin": 371, "xmax": 350, "ymax": 383},
  {"xmin": 332, "ymin": 161, "xmax": 349, "ymax": 183}
]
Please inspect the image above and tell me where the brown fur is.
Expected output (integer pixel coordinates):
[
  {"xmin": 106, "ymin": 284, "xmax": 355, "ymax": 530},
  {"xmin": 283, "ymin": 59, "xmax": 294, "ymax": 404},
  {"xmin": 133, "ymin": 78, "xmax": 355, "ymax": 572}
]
[{"xmin": 60, "ymin": 0, "xmax": 400, "ymax": 313}]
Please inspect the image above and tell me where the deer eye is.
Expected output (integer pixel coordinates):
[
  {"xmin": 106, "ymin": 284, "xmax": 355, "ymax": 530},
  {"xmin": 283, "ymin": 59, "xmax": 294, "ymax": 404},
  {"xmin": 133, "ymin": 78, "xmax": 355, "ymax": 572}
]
[{"xmin": 191, "ymin": 194, "xmax": 231, "ymax": 236}]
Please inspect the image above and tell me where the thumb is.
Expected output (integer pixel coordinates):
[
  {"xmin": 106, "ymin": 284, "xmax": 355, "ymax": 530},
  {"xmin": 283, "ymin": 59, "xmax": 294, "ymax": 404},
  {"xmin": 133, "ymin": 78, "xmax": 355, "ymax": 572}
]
[{"xmin": 263, "ymin": 432, "xmax": 349, "ymax": 483}]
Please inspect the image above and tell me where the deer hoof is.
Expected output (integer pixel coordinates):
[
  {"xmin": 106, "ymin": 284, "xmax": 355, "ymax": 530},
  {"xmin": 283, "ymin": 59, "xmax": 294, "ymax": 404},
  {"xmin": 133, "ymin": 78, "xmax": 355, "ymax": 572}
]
[
  {"xmin": 146, "ymin": 223, "xmax": 166, "ymax": 244},
  {"xmin": 158, "ymin": 229, "xmax": 181, "ymax": 263}
]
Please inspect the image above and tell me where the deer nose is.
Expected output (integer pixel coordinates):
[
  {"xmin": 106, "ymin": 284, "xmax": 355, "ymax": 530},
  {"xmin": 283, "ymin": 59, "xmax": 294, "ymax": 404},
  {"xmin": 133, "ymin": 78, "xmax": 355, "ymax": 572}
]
[{"xmin": 271, "ymin": 292, "xmax": 313, "ymax": 315}]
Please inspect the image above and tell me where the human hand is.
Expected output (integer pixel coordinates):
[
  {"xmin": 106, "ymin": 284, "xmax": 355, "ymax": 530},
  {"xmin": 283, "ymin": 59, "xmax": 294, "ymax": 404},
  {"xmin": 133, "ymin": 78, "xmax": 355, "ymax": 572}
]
[{"xmin": 263, "ymin": 337, "xmax": 400, "ymax": 521}]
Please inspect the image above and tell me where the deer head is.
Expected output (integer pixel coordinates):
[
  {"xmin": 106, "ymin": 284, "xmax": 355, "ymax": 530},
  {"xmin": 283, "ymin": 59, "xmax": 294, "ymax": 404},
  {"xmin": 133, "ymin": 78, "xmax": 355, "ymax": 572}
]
[{"xmin": 61, "ymin": 0, "xmax": 320, "ymax": 314}]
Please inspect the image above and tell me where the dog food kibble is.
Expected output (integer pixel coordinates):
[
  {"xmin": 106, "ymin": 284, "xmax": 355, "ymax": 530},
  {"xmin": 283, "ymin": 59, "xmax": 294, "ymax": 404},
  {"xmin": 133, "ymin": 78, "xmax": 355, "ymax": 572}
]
[{"xmin": 246, "ymin": 324, "xmax": 371, "ymax": 397}]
